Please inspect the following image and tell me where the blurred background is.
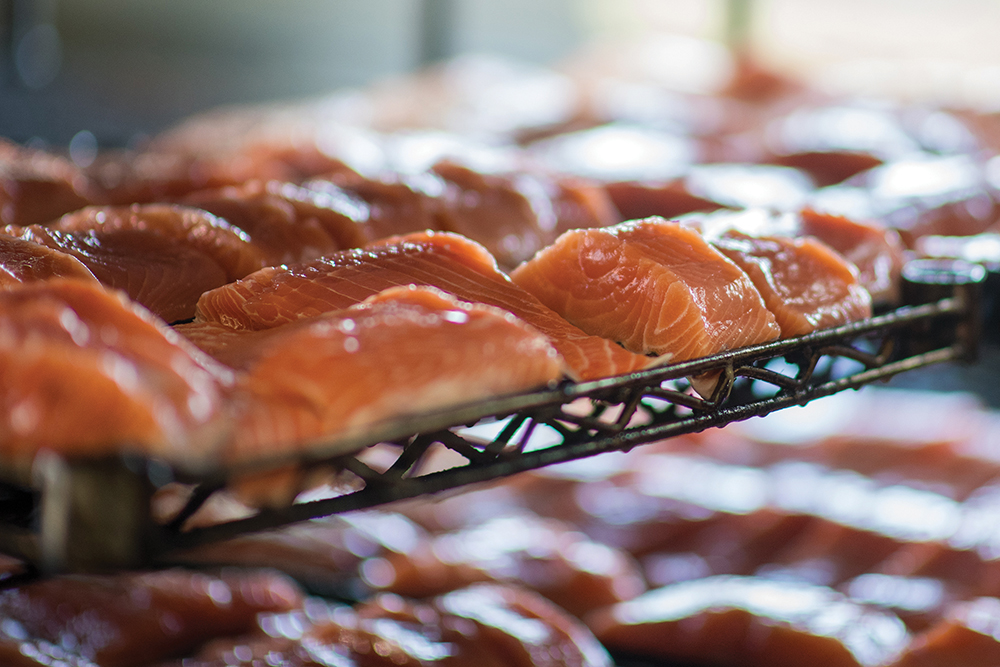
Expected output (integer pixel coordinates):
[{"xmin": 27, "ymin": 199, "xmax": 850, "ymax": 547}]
[{"xmin": 4, "ymin": 0, "xmax": 1000, "ymax": 148}]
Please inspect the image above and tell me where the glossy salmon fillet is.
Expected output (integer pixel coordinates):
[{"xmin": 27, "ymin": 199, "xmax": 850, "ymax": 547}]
[
  {"xmin": 162, "ymin": 584, "xmax": 613, "ymax": 667},
  {"xmin": 0, "ymin": 231, "xmax": 98, "ymax": 286},
  {"xmin": 310, "ymin": 162, "xmax": 619, "ymax": 269},
  {"xmin": 4, "ymin": 204, "xmax": 267, "ymax": 322},
  {"xmin": 680, "ymin": 207, "xmax": 903, "ymax": 306},
  {"xmin": 891, "ymin": 597, "xmax": 1000, "ymax": 667},
  {"xmin": 588, "ymin": 575, "xmax": 910, "ymax": 667},
  {"xmin": 432, "ymin": 161, "xmax": 553, "ymax": 268},
  {"xmin": 800, "ymin": 208, "xmax": 905, "ymax": 305},
  {"xmin": 194, "ymin": 231, "xmax": 653, "ymax": 380},
  {"xmin": 181, "ymin": 179, "xmax": 369, "ymax": 265},
  {"xmin": 712, "ymin": 231, "xmax": 873, "ymax": 338},
  {"xmin": 0, "ymin": 569, "xmax": 301, "ymax": 667},
  {"xmin": 510, "ymin": 218, "xmax": 781, "ymax": 363},
  {"xmin": 365, "ymin": 514, "xmax": 646, "ymax": 618},
  {"xmin": 0, "ymin": 138, "xmax": 94, "ymax": 226},
  {"xmin": 196, "ymin": 286, "xmax": 564, "ymax": 458},
  {"xmin": 550, "ymin": 175, "xmax": 621, "ymax": 236},
  {"xmin": 307, "ymin": 171, "xmax": 445, "ymax": 243},
  {"xmin": 0, "ymin": 280, "xmax": 230, "ymax": 469}
]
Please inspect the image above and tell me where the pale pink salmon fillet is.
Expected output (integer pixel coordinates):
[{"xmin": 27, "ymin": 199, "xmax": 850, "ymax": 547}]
[
  {"xmin": 510, "ymin": 217, "xmax": 781, "ymax": 363},
  {"xmin": 712, "ymin": 231, "xmax": 873, "ymax": 338},
  {"xmin": 0, "ymin": 279, "xmax": 230, "ymax": 469},
  {"xmin": 4, "ymin": 204, "xmax": 268, "ymax": 322},
  {"xmin": 188, "ymin": 286, "xmax": 564, "ymax": 460},
  {"xmin": 0, "ymin": 231, "xmax": 98, "ymax": 286},
  {"xmin": 193, "ymin": 230, "xmax": 653, "ymax": 381}
]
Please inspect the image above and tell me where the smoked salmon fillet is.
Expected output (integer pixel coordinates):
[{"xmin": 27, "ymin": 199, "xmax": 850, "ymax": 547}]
[
  {"xmin": 890, "ymin": 597, "xmax": 1000, "ymax": 667},
  {"xmin": 587, "ymin": 575, "xmax": 910, "ymax": 667},
  {"xmin": 4, "ymin": 204, "xmax": 267, "ymax": 322},
  {"xmin": 0, "ymin": 568, "xmax": 301, "ymax": 667},
  {"xmin": 211, "ymin": 286, "xmax": 564, "ymax": 458},
  {"xmin": 510, "ymin": 217, "xmax": 781, "ymax": 363},
  {"xmin": 193, "ymin": 231, "xmax": 654, "ymax": 381},
  {"xmin": 0, "ymin": 138, "xmax": 94, "ymax": 226},
  {"xmin": 0, "ymin": 231, "xmax": 98, "ymax": 286},
  {"xmin": 800, "ymin": 208, "xmax": 904, "ymax": 305},
  {"xmin": 366, "ymin": 514, "xmax": 645, "ymax": 617},
  {"xmin": 680, "ymin": 207, "xmax": 904, "ymax": 306},
  {"xmin": 160, "ymin": 584, "xmax": 613, "ymax": 667},
  {"xmin": 432, "ymin": 161, "xmax": 551, "ymax": 268},
  {"xmin": 181, "ymin": 179, "xmax": 369, "ymax": 265},
  {"xmin": 712, "ymin": 231, "xmax": 873, "ymax": 338},
  {"xmin": 0, "ymin": 280, "xmax": 230, "ymax": 470}
]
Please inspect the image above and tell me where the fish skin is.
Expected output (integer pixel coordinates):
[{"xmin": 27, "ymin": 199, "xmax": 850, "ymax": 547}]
[
  {"xmin": 510, "ymin": 217, "xmax": 781, "ymax": 363},
  {"xmin": 194, "ymin": 231, "xmax": 653, "ymax": 381},
  {"xmin": 713, "ymin": 230, "xmax": 873, "ymax": 338}
]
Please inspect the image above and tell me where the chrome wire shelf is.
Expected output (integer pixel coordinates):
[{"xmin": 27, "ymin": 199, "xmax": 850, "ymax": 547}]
[{"xmin": 0, "ymin": 260, "xmax": 985, "ymax": 573}]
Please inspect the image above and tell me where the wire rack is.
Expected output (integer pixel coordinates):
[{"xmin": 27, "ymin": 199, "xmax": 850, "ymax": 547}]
[{"xmin": 0, "ymin": 260, "xmax": 985, "ymax": 574}]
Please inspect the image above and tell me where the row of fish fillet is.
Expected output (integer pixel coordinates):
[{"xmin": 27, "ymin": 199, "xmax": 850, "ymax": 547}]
[{"xmin": 1, "ymin": 199, "xmax": 874, "ymax": 490}]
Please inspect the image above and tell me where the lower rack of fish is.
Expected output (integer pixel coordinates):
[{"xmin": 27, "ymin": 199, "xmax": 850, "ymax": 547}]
[{"xmin": 0, "ymin": 259, "xmax": 987, "ymax": 574}]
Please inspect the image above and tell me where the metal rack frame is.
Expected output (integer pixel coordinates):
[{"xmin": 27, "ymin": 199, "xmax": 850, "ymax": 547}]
[{"xmin": 0, "ymin": 260, "xmax": 985, "ymax": 574}]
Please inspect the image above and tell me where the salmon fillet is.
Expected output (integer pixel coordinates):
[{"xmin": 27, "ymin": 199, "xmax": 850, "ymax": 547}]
[
  {"xmin": 208, "ymin": 286, "xmax": 564, "ymax": 459},
  {"xmin": 510, "ymin": 217, "xmax": 781, "ymax": 363},
  {"xmin": 193, "ymin": 231, "xmax": 653, "ymax": 381},
  {"xmin": 162, "ymin": 584, "xmax": 613, "ymax": 667},
  {"xmin": 606, "ymin": 179, "xmax": 726, "ymax": 222},
  {"xmin": 800, "ymin": 208, "xmax": 905, "ymax": 305},
  {"xmin": 367, "ymin": 514, "xmax": 645, "ymax": 617},
  {"xmin": 0, "ymin": 231, "xmax": 98, "ymax": 286},
  {"xmin": 307, "ymin": 171, "xmax": 445, "ymax": 243},
  {"xmin": 0, "ymin": 138, "xmax": 94, "ymax": 226},
  {"xmin": 432, "ymin": 161, "xmax": 552, "ymax": 268},
  {"xmin": 4, "ymin": 204, "xmax": 267, "ymax": 322},
  {"xmin": 891, "ymin": 597, "xmax": 1000, "ymax": 667},
  {"xmin": 550, "ymin": 174, "xmax": 622, "ymax": 236},
  {"xmin": 181, "ymin": 179, "xmax": 369, "ymax": 265},
  {"xmin": 588, "ymin": 575, "xmax": 910, "ymax": 667},
  {"xmin": 712, "ymin": 231, "xmax": 873, "ymax": 338},
  {"xmin": 0, "ymin": 569, "xmax": 301, "ymax": 667},
  {"xmin": 681, "ymin": 207, "xmax": 903, "ymax": 306},
  {"xmin": 0, "ymin": 280, "xmax": 230, "ymax": 468},
  {"xmin": 309, "ymin": 164, "xmax": 617, "ymax": 269}
]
